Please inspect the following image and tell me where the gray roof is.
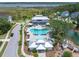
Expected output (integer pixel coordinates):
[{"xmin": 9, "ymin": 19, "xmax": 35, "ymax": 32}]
[
  {"xmin": 61, "ymin": 11, "xmax": 69, "ymax": 17},
  {"xmin": 71, "ymin": 12, "xmax": 79, "ymax": 19}
]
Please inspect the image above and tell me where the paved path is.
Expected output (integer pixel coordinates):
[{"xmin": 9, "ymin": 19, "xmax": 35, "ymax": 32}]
[
  {"xmin": 38, "ymin": 51, "xmax": 46, "ymax": 57},
  {"xmin": 21, "ymin": 24, "xmax": 33, "ymax": 57},
  {"xmin": 0, "ymin": 39, "xmax": 10, "ymax": 42},
  {"xmin": 3, "ymin": 24, "xmax": 21, "ymax": 57}
]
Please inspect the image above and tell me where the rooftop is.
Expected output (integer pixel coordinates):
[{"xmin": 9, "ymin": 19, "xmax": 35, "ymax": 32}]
[{"xmin": 32, "ymin": 15, "xmax": 49, "ymax": 21}]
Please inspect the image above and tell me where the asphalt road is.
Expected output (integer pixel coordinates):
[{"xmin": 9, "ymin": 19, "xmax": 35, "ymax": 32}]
[{"xmin": 3, "ymin": 24, "xmax": 21, "ymax": 57}]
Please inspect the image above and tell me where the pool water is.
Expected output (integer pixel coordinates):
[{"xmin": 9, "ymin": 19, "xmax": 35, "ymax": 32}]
[
  {"xmin": 30, "ymin": 29, "xmax": 49, "ymax": 35},
  {"xmin": 68, "ymin": 30, "xmax": 79, "ymax": 45}
]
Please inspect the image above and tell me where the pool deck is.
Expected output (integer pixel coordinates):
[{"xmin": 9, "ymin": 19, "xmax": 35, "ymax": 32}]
[{"xmin": 29, "ymin": 31, "xmax": 49, "ymax": 41}]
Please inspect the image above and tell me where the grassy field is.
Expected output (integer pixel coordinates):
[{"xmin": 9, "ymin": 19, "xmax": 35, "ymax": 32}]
[
  {"xmin": 0, "ymin": 8, "xmax": 55, "ymax": 22},
  {"xmin": 0, "ymin": 42, "xmax": 8, "ymax": 57},
  {"xmin": 0, "ymin": 42, "xmax": 3, "ymax": 47},
  {"xmin": 0, "ymin": 33, "xmax": 7, "ymax": 39}
]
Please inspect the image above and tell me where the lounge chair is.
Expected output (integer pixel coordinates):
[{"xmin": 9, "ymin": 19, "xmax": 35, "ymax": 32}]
[
  {"xmin": 34, "ymin": 34, "xmax": 38, "ymax": 35},
  {"xmin": 67, "ymin": 44, "xmax": 73, "ymax": 50},
  {"xmin": 42, "ymin": 34, "xmax": 46, "ymax": 35}
]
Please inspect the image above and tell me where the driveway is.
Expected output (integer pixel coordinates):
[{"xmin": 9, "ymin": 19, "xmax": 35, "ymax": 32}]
[{"xmin": 3, "ymin": 24, "xmax": 21, "ymax": 57}]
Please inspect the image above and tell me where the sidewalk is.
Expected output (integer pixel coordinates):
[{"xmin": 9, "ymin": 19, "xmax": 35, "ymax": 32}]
[
  {"xmin": 0, "ymin": 30, "xmax": 10, "ymax": 52},
  {"xmin": 0, "ymin": 24, "xmax": 17, "ymax": 53},
  {"xmin": 21, "ymin": 23, "xmax": 33, "ymax": 57},
  {"xmin": 2, "ymin": 24, "xmax": 20, "ymax": 57},
  {"xmin": 0, "ymin": 39, "xmax": 10, "ymax": 42}
]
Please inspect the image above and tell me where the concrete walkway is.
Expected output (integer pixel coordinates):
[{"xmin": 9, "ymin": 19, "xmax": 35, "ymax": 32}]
[
  {"xmin": 2, "ymin": 24, "xmax": 21, "ymax": 57},
  {"xmin": 0, "ymin": 39, "xmax": 10, "ymax": 42},
  {"xmin": 21, "ymin": 24, "xmax": 33, "ymax": 57},
  {"xmin": 38, "ymin": 51, "xmax": 46, "ymax": 57}
]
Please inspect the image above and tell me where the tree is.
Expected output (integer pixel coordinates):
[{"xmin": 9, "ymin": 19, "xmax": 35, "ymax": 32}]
[
  {"xmin": 75, "ymin": 16, "xmax": 79, "ymax": 30},
  {"xmin": 49, "ymin": 18, "xmax": 74, "ymax": 47},
  {"xmin": 62, "ymin": 51, "xmax": 72, "ymax": 57},
  {"xmin": 71, "ymin": 14, "xmax": 79, "ymax": 30},
  {"xmin": 32, "ymin": 48, "xmax": 38, "ymax": 57},
  {"xmin": 0, "ymin": 18, "xmax": 11, "ymax": 35},
  {"xmin": 32, "ymin": 48, "xmax": 37, "ymax": 53}
]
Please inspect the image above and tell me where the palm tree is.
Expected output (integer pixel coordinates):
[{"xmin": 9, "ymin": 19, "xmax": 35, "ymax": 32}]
[{"xmin": 71, "ymin": 14, "xmax": 79, "ymax": 30}]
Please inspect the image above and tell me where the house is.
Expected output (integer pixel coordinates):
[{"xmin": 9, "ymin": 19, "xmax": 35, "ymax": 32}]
[
  {"xmin": 0, "ymin": 13, "xmax": 12, "ymax": 22},
  {"xmin": 26, "ymin": 15, "xmax": 53, "ymax": 51},
  {"xmin": 32, "ymin": 15, "xmax": 49, "ymax": 24},
  {"xmin": 61, "ymin": 11, "xmax": 69, "ymax": 17},
  {"xmin": 71, "ymin": 12, "xmax": 79, "ymax": 19}
]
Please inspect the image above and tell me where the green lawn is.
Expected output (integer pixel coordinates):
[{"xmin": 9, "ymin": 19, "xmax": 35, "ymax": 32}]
[
  {"xmin": 18, "ymin": 24, "xmax": 24, "ymax": 57},
  {"xmin": 18, "ymin": 46, "xmax": 24, "ymax": 57},
  {"xmin": 0, "ymin": 42, "xmax": 8, "ymax": 57},
  {"xmin": 0, "ymin": 33, "xmax": 7, "ymax": 39},
  {"xmin": 0, "ymin": 42, "xmax": 3, "ymax": 47}
]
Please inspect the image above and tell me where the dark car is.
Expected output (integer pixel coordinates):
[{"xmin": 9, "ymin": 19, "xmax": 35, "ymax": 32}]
[{"xmin": 10, "ymin": 33, "xmax": 14, "ymax": 37}]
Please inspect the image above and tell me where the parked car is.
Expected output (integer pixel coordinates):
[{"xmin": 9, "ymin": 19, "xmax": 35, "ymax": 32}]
[{"xmin": 10, "ymin": 33, "xmax": 14, "ymax": 37}]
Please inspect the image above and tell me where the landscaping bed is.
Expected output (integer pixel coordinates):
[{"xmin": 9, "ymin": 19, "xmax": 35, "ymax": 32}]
[
  {"xmin": 31, "ymin": 49, "xmax": 38, "ymax": 57},
  {"xmin": 24, "ymin": 24, "xmax": 38, "ymax": 57},
  {"xmin": 0, "ymin": 42, "xmax": 3, "ymax": 47},
  {"xmin": 24, "ymin": 29, "xmax": 32, "ymax": 55},
  {"xmin": 18, "ymin": 24, "xmax": 24, "ymax": 57},
  {"xmin": 18, "ymin": 46, "xmax": 24, "ymax": 57},
  {"xmin": 24, "ymin": 46, "xmax": 31, "ymax": 55}
]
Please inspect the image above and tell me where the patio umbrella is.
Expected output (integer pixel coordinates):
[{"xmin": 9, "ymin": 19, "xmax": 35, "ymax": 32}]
[
  {"xmin": 45, "ymin": 42, "xmax": 53, "ymax": 48},
  {"xmin": 36, "ymin": 44, "xmax": 46, "ymax": 50},
  {"xmin": 29, "ymin": 42, "xmax": 37, "ymax": 48}
]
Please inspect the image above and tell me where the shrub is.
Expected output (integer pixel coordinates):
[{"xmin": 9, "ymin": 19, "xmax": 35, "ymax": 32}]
[
  {"xmin": 18, "ymin": 40, "xmax": 22, "ymax": 46},
  {"xmin": 32, "ymin": 49, "xmax": 38, "ymax": 57},
  {"xmin": 62, "ymin": 51, "xmax": 72, "ymax": 57},
  {"xmin": 46, "ymin": 48, "xmax": 48, "ymax": 52},
  {"xmin": 32, "ymin": 48, "xmax": 37, "ymax": 53},
  {"xmin": 24, "ymin": 41, "xmax": 27, "ymax": 46},
  {"xmin": 33, "ymin": 53, "xmax": 38, "ymax": 57},
  {"xmin": 0, "ymin": 18, "xmax": 11, "ymax": 35}
]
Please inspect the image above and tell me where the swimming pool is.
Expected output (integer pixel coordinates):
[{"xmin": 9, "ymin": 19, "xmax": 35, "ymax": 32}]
[
  {"xmin": 30, "ymin": 29, "xmax": 49, "ymax": 35},
  {"xmin": 68, "ymin": 30, "xmax": 79, "ymax": 45}
]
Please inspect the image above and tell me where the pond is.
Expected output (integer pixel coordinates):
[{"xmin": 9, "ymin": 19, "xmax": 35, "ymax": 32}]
[{"xmin": 68, "ymin": 30, "xmax": 79, "ymax": 45}]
